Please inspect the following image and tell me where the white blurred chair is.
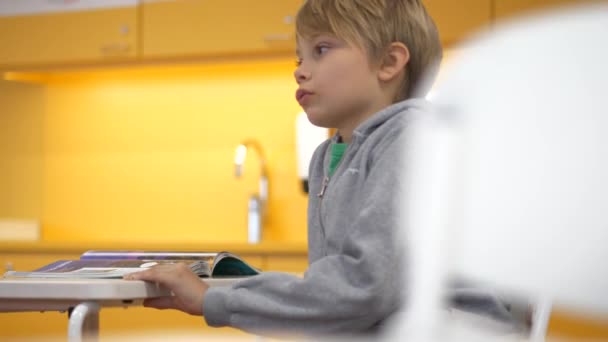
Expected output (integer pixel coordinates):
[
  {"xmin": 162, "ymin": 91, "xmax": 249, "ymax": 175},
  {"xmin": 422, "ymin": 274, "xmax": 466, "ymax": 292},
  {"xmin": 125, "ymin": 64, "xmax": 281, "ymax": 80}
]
[{"xmin": 391, "ymin": 3, "xmax": 608, "ymax": 341}]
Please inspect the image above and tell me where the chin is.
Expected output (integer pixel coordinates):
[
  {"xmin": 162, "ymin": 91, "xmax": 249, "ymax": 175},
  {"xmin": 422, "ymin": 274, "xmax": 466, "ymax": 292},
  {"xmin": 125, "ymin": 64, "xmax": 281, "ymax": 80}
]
[{"xmin": 304, "ymin": 112, "xmax": 331, "ymax": 128}]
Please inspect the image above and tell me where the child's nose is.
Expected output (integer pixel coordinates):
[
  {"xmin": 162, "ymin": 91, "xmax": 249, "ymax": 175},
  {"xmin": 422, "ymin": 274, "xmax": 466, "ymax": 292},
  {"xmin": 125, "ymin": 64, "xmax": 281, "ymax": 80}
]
[{"xmin": 294, "ymin": 66, "xmax": 310, "ymax": 84}]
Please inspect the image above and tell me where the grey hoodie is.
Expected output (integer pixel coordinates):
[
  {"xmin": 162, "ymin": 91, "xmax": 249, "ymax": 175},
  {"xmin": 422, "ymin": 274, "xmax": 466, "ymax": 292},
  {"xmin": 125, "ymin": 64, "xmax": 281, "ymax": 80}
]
[{"xmin": 203, "ymin": 99, "xmax": 522, "ymax": 336}]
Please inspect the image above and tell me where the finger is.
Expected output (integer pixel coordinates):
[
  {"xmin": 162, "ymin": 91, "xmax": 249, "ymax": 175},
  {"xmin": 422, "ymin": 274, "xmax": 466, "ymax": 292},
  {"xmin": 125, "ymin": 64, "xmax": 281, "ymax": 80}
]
[
  {"xmin": 123, "ymin": 264, "xmax": 178, "ymax": 284},
  {"xmin": 143, "ymin": 296, "xmax": 178, "ymax": 310},
  {"xmin": 123, "ymin": 268, "xmax": 156, "ymax": 281}
]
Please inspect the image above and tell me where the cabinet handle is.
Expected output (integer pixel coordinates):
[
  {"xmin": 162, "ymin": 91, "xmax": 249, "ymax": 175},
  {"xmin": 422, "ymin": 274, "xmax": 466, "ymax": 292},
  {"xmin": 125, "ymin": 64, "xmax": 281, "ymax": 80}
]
[
  {"xmin": 120, "ymin": 24, "xmax": 130, "ymax": 35},
  {"xmin": 100, "ymin": 43, "xmax": 131, "ymax": 56},
  {"xmin": 5, "ymin": 261, "xmax": 14, "ymax": 272},
  {"xmin": 283, "ymin": 15, "xmax": 294, "ymax": 25},
  {"xmin": 264, "ymin": 33, "xmax": 292, "ymax": 42}
]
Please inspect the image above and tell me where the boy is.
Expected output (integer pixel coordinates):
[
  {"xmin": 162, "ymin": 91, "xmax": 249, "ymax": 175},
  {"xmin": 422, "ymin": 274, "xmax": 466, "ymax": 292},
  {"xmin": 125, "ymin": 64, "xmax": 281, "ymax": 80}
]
[{"xmin": 126, "ymin": 0, "xmax": 511, "ymax": 336}]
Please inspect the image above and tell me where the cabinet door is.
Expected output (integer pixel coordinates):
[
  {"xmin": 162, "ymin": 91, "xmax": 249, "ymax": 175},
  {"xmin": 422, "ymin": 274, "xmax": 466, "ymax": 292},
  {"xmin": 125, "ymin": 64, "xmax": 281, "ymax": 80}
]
[
  {"xmin": 494, "ymin": 0, "xmax": 600, "ymax": 20},
  {"xmin": 424, "ymin": 0, "xmax": 492, "ymax": 45},
  {"xmin": 142, "ymin": 0, "xmax": 301, "ymax": 59},
  {"xmin": 0, "ymin": 1, "xmax": 137, "ymax": 68}
]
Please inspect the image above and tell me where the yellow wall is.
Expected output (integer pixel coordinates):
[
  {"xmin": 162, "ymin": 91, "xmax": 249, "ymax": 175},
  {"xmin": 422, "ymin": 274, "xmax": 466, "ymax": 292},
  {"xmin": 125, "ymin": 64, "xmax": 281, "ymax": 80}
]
[{"xmin": 1, "ymin": 57, "xmax": 309, "ymax": 244}]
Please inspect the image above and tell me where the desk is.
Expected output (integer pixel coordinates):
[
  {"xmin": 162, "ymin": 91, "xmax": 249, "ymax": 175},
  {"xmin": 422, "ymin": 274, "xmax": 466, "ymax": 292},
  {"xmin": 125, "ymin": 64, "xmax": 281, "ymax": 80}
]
[{"xmin": 0, "ymin": 277, "xmax": 237, "ymax": 342}]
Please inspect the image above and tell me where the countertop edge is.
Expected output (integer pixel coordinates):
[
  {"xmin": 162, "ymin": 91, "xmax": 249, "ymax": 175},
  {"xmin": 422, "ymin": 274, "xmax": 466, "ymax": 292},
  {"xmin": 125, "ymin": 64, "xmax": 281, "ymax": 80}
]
[{"xmin": 0, "ymin": 240, "xmax": 308, "ymax": 255}]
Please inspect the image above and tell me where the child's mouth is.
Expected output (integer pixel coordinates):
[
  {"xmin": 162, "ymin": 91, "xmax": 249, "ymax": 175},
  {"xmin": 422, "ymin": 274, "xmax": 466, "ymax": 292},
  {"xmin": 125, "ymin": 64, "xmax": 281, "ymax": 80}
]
[{"xmin": 296, "ymin": 89, "xmax": 313, "ymax": 104}]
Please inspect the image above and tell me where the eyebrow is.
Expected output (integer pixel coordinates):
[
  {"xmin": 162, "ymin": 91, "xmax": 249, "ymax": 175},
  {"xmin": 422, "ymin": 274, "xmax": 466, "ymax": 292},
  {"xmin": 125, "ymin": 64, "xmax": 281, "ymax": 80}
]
[{"xmin": 295, "ymin": 34, "xmax": 330, "ymax": 54}]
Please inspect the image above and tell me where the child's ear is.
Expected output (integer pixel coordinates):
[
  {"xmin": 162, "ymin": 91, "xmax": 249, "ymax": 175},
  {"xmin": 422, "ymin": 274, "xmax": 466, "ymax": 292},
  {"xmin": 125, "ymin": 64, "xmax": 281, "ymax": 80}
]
[{"xmin": 378, "ymin": 42, "xmax": 410, "ymax": 82}]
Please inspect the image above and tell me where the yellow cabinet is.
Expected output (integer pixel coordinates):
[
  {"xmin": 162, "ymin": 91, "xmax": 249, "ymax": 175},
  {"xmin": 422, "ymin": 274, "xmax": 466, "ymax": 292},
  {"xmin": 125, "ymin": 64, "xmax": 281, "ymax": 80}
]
[
  {"xmin": 424, "ymin": 0, "xmax": 492, "ymax": 45},
  {"xmin": 494, "ymin": 0, "xmax": 600, "ymax": 20},
  {"xmin": 142, "ymin": 0, "xmax": 302, "ymax": 59},
  {"xmin": 0, "ymin": 3, "xmax": 138, "ymax": 68},
  {"xmin": 265, "ymin": 255, "xmax": 308, "ymax": 273}
]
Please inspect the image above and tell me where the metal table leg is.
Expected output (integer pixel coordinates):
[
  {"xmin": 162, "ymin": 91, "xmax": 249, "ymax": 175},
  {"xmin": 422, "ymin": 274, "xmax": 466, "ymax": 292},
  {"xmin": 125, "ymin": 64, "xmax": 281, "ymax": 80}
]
[{"xmin": 68, "ymin": 301, "xmax": 100, "ymax": 342}]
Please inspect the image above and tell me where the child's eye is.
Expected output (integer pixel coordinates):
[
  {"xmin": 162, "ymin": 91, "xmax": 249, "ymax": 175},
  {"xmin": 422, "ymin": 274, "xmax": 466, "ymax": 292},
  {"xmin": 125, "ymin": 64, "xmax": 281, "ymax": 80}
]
[{"xmin": 315, "ymin": 45, "xmax": 330, "ymax": 56}]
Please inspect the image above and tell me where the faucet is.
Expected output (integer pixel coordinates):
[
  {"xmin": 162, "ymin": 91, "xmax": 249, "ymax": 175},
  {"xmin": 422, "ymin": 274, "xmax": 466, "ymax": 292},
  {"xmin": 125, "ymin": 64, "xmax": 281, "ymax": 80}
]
[{"xmin": 234, "ymin": 139, "xmax": 268, "ymax": 244}]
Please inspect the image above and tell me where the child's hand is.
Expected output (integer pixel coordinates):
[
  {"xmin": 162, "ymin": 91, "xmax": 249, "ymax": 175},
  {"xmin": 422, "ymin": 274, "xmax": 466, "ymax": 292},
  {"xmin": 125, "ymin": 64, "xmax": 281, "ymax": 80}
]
[{"xmin": 124, "ymin": 263, "xmax": 209, "ymax": 316}]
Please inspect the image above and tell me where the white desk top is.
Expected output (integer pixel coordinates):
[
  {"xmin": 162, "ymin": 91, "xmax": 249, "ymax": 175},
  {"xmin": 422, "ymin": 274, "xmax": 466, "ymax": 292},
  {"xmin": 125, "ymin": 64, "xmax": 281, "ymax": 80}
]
[{"xmin": 0, "ymin": 277, "xmax": 238, "ymax": 312}]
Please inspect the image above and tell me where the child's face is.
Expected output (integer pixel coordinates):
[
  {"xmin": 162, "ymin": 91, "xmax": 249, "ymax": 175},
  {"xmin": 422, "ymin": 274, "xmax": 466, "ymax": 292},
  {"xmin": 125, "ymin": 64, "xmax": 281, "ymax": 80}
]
[{"xmin": 295, "ymin": 33, "xmax": 389, "ymax": 133}]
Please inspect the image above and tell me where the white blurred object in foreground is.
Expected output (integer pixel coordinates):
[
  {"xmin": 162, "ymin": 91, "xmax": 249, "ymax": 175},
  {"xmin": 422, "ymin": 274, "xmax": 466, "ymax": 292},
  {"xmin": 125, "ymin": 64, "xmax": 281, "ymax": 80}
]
[
  {"xmin": 391, "ymin": 3, "xmax": 608, "ymax": 341},
  {"xmin": 296, "ymin": 112, "xmax": 329, "ymax": 193}
]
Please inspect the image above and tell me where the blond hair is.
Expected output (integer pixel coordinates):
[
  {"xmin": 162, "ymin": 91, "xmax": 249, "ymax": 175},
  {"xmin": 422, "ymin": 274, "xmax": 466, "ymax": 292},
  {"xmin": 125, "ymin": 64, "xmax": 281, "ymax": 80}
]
[{"xmin": 296, "ymin": 0, "xmax": 442, "ymax": 100}]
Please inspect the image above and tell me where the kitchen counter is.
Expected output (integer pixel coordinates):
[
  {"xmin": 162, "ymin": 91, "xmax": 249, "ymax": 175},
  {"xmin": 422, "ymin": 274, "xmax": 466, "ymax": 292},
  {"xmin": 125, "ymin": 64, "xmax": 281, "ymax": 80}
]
[{"xmin": 0, "ymin": 240, "xmax": 308, "ymax": 256}]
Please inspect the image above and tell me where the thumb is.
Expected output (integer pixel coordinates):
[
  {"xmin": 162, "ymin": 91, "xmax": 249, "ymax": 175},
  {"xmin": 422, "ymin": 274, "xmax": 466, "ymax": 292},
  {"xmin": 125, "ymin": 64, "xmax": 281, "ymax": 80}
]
[{"xmin": 143, "ymin": 296, "xmax": 178, "ymax": 310}]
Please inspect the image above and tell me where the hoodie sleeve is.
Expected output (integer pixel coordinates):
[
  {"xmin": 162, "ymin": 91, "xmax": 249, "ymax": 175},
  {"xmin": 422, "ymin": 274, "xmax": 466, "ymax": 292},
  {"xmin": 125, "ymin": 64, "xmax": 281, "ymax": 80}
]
[{"xmin": 202, "ymin": 129, "xmax": 407, "ymax": 336}]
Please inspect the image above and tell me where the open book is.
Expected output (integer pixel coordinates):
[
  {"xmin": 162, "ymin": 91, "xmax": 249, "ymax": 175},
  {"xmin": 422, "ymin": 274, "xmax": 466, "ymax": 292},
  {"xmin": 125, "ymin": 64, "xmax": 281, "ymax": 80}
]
[{"xmin": 3, "ymin": 250, "xmax": 260, "ymax": 279}]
